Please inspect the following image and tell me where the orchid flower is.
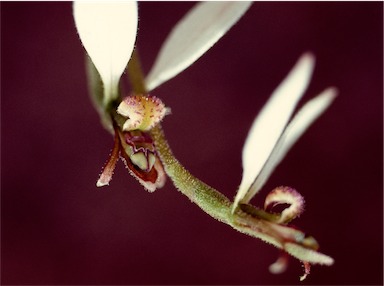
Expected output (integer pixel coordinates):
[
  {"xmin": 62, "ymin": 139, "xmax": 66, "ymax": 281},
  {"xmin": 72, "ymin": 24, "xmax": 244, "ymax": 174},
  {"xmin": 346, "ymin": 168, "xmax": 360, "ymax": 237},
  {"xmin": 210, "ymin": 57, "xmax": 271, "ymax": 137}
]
[{"xmin": 73, "ymin": 1, "xmax": 336, "ymax": 281}]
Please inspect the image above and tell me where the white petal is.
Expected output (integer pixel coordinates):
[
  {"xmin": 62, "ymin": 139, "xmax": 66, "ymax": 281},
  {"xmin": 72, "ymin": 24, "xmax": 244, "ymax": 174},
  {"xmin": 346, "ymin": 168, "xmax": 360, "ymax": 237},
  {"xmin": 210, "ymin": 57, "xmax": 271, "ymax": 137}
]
[
  {"xmin": 145, "ymin": 1, "xmax": 252, "ymax": 92},
  {"xmin": 243, "ymin": 87, "xmax": 337, "ymax": 203},
  {"xmin": 73, "ymin": 1, "xmax": 138, "ymax": 104},
  {"xmin": 233, "ymin": 53, "xmax": 315, "ymax": 211}
]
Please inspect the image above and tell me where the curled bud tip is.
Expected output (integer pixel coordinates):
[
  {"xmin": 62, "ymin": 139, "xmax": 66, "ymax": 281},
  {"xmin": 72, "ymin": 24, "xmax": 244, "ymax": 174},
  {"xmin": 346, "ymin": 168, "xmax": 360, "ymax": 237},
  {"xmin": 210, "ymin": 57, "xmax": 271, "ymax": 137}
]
[{"xmin": 264, "ymin": 186, "xmax": 305, "ymax": 224}]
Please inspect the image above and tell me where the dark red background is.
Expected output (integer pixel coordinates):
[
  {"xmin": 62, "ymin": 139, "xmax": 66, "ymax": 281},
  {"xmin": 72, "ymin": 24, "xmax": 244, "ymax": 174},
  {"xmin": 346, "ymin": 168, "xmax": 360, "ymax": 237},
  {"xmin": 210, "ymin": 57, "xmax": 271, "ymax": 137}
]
[{"xmin": 1, "ymin": 2, "xmax": 383, "ymax": 285}]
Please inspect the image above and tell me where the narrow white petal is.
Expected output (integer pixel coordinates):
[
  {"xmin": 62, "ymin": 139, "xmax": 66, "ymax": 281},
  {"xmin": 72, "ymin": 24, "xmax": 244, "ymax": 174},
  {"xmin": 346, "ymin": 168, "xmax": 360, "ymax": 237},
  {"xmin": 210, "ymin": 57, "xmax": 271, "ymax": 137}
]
[
  {"xmin": 233, "ymin": 53, "xmax": 315, "ymax": 211},
  {"xmin": 243, "ymin": 88, "xmax": 337, "ymax": 203},
  {"xmin": 73, "ymin": 1, "xmax": 138, "ymax": 104},
  {"xmin": 145, "ymin": 1, "xmax": 252, "ymax": 91}
]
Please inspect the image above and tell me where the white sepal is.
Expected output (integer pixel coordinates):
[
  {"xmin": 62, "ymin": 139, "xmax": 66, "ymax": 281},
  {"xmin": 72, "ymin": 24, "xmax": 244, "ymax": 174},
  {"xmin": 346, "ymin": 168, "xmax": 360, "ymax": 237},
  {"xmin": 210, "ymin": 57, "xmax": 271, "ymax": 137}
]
[
  {"xmin": 73, "ymin": 1, "xmax": 138, "ymax": 105},
  {"xmin": 145, "ymin": 1, "xmax": 252, "ymax": 91},
  {"xmin": 243, "ymin": 87, "xmax": 337, "ymax": 203},
  {"xmin": 233, "ymin": 53, "xmax": 315, "ymax": 211}
]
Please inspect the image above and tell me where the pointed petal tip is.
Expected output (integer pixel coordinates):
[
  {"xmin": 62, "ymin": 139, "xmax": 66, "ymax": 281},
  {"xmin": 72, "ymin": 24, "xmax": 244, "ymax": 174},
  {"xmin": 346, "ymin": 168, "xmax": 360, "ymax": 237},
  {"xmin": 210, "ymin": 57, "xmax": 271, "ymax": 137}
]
[
  {"xmin": 296, "ymin": 52, "xmax": 316, "ymax": 76},
  {"xmin": 302, "ymin": 51, "xmax": 315, "ymax": 61},
  {"xmin": 313, "ymin": 86, "xmax": 338, "ymax": 109},
  {"xmin": 324, "ymin": 86, "xmax": 339, "ymax": 98},
  {"xmin": 96, "ymin": 179, "xmax": 109, "ymax": 187}
]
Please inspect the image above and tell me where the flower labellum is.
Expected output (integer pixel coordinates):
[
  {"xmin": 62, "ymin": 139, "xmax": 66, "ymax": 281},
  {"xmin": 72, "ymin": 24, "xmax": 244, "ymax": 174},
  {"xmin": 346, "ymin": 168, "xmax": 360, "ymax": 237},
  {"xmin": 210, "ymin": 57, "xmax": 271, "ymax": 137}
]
[
  {"xmin": 118, "ymin": 129, "xmax": 166, "ymax": 192},
  {"xmin": 97, "ymin": 125, "xmax": 166, "ymax": 192},
  {"xmin": 97, "ymin": 95, "xmax": 169, "ymax": 192}
]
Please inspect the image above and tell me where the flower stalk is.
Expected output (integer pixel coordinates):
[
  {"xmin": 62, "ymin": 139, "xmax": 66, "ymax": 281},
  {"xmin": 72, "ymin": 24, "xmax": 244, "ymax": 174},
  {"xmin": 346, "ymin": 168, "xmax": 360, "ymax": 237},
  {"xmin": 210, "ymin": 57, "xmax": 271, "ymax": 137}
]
[
  {"xmin": 75, "ymin": 2, "xmax": 335, "ymax": 281},
  {"xmin": 129, "ymin": 50, "xmax": 232, "ymax": 222},
  {"xmin": 128, "ymin": 51, "xmax": 334, "ymax": 276}
]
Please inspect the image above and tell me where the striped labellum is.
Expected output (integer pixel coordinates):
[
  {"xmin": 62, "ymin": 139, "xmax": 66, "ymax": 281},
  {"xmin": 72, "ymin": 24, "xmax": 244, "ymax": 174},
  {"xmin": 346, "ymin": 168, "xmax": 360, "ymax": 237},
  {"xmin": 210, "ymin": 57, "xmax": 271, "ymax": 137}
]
[{"xmin": 118, "ymin": 129, "xmax": 166, "ymax": 192}]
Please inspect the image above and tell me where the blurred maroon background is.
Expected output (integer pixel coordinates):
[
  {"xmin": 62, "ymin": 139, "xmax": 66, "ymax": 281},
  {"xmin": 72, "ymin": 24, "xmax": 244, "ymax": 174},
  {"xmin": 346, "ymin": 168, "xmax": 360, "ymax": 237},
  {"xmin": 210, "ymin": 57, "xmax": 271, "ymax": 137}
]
[{"xmin": 1, "ymin": 2, "xmax": 382, "ymax": 285}]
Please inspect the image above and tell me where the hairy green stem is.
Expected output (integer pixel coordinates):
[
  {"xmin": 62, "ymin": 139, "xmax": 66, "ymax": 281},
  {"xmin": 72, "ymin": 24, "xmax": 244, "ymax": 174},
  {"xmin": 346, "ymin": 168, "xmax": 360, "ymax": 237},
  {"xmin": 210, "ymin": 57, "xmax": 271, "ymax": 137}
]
[
  {"xmin": 126, "ymin": 49, "xmax": 284, "ymax": 230},
  {"xmin": 126, "ymin": 51, "xmax": 285, "ymax": 239},
  {"xmin": 150, "ymin": 125, "xmax": 232, "ymax": 223},
  {"xmin": 124, "ymin": 50, "xmax": 335, "ymax": 268},
  {"xmin": 127, "ymin": 50, "xmax": 232, "ymax": 222}
]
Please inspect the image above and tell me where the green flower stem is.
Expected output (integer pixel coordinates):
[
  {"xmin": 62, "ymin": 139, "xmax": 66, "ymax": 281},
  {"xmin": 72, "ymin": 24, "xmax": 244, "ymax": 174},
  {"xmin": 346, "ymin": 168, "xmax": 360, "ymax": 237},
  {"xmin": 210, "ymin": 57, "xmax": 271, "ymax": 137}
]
[
  {"xmin": 149, "ymin": 124, "xmax": 309, "ymax": 251},
  {"xmin": 127, "ymin": 50, "xmax": 232, "ymax": 222},
  {"xmin": 148, "ymin": 125, "xmax": 318, "ymax": 260},
  {"xmin": 127, "ymin": 48, "xmax": 290, "ymax": 237},
  {"xmin": 125, "ymin": 50, "xmax": 334, "ymax": 268},
  {"xmin": 89, "ymin": 51, "xmax": 309, "ymax": 249},
  {"xmin": 150, "ymin": 124, "xmax": 232, "ymax": 223},
  {"xmin": 151, "ymin": 124, "xmax": 335, "ymax": 265}
]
